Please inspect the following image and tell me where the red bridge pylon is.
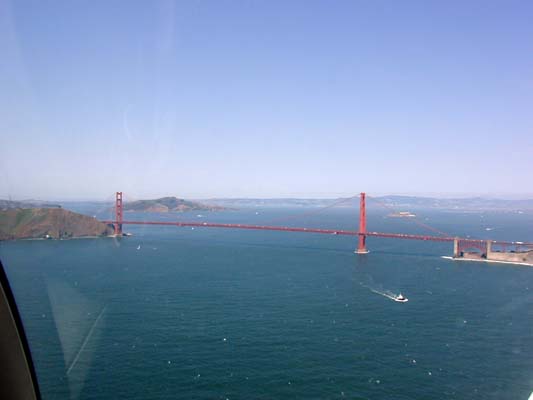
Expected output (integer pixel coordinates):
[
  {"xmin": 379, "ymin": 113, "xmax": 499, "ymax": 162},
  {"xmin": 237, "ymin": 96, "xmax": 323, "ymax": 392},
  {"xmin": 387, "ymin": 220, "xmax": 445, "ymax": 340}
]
[
  {"xmin": 355, "ymin": 192, "xmax": 369, "ymax": 254},
  {"xmin": 114, "ymin": 191, "xmax": 123, "ymax": 235}
]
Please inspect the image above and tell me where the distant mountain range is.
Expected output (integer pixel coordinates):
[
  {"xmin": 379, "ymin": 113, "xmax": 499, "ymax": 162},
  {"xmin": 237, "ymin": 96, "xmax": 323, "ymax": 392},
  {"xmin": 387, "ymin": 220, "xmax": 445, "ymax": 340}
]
[
  {"xmin": 0, "ymin": 199, "xmax": 61, "ymax": 210},
  {"xmin": 123, "ymin": 197, "xmax": 226, "ymax": 212},
  {"xmin": 203, "ymin": 198, "xmax": 334, "ymax": 208},
  {"xmin": 2, "ymin": 195, "xmax": 531, "ymax": 215},
  {"xmin": 202, "ymin": 198, "xmax": 338, "ymax": 208},
  {"xmin": 204, "ymin": 196, "xmax": 533, "ymax": 211},
  {"xmin": 367, "ymin": 195, "xmax": 533, "ymax": 211}
]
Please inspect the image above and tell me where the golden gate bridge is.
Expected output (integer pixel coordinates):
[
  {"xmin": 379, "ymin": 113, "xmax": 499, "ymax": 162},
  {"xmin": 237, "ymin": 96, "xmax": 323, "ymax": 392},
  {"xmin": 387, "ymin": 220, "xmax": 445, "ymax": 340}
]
[{"xmin": 102, "ymin": 192, "xmax": 533, "ymax": 257}]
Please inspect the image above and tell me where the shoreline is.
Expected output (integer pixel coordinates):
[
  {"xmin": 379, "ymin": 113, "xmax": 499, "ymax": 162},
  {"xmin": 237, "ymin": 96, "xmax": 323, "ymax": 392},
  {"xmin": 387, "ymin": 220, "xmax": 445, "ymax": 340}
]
[
  {"xmin": 441, "ymin": 256, "xmax": 533, "ymax": 267},
  {"xmin": 4, "ymin": 235, "xmax": 117, "ymax": 242}
]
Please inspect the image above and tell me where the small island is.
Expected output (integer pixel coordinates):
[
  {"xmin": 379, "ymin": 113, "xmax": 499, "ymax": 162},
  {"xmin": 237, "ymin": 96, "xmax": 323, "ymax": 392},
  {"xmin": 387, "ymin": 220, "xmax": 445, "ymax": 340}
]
[
  {"xmin": 0, "ymin": 208, "xmax": 114, "ymax": 240},
  {"xmin": 122, "ymin": 197, "xmax": 225, "ymax": 213}
]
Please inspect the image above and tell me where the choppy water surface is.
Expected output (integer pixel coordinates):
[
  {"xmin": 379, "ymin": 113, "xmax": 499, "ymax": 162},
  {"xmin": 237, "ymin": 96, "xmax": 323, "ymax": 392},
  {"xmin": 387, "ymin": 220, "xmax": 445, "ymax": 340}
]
[{"xmin": 1, "ymin": 208, "xmax": 533, "ymax": 399}]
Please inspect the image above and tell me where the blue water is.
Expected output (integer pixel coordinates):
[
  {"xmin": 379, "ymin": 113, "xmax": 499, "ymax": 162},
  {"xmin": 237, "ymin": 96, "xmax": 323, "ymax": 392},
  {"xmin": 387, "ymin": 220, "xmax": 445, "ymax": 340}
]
[{"xmin": 1, "ymin": 208, "xmax": 533, "ymax": 399}]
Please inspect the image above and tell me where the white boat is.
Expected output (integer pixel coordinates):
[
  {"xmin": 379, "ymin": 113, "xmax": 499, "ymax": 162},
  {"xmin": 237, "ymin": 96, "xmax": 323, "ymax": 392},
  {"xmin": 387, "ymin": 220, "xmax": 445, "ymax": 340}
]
[
  {"xmin": 394, "ymin": 293, "xmax": 408, "ymax": 303},
  {"xmin": 388, "ymin": 211, "xmax": 416, "ymax": 218},
  {"xmin": 136, "ymin": 245, "xmax": 141, "ymax": 250}
]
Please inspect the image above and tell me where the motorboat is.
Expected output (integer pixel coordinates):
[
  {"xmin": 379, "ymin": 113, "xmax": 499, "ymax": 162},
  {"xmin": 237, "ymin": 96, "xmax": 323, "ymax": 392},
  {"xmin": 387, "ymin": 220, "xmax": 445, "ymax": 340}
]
[{"xmin": 394, "ymin": 293, "xmax": 408, "ymax": 303}]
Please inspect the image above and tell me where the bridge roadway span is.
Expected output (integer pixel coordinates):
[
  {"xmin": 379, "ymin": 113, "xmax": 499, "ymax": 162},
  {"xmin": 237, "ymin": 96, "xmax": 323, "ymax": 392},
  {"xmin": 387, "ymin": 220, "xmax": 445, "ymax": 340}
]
[{"xmin": 102, "ymin": 220, "xmax": 531, "ymax": 247}]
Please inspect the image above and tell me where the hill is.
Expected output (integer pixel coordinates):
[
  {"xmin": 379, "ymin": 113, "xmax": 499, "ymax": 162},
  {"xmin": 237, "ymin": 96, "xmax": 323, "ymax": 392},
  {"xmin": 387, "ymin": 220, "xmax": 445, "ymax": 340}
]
[
  {"xmin": 0, "ymin": 208, "xmax": 114, "ymax": 240},
  {"xmin": 0, "ymin": 199, "xmax": 62, "ymax": 210},
  {"xmin": 123, "ymin": 197, "xmax": 225, "ymax": 212}
]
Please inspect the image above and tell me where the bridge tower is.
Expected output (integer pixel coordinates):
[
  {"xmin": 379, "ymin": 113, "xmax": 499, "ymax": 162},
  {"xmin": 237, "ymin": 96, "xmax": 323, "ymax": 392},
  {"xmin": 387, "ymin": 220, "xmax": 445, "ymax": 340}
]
[
  {"xmin": 115, "ymin": 191, "xmax": 123, "ymax": 235},
  {"xmin": 355, "ymin": 192, "xmax": 369, "ymax": 254}
]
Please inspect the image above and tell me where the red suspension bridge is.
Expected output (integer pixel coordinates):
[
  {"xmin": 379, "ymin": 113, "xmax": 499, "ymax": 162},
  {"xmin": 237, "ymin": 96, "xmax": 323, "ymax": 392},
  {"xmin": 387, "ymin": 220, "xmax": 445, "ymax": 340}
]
[{"xmin": 103, "ymin": 192, "xmax": 532, "ymax": 258}]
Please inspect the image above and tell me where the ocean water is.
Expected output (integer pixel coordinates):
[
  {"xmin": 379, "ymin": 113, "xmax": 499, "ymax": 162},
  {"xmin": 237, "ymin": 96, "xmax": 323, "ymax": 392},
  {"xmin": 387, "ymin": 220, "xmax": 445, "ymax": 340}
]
[{"xmin": 1, "ymin": 207, "xmax": 533, "ymax": 400}]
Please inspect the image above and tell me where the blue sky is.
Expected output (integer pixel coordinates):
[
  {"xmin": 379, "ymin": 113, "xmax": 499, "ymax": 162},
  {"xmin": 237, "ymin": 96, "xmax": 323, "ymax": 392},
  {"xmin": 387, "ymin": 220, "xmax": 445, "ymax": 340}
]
[{"xmin": 1, "ymin": 0, "xmax": 532, "ymax": 200}]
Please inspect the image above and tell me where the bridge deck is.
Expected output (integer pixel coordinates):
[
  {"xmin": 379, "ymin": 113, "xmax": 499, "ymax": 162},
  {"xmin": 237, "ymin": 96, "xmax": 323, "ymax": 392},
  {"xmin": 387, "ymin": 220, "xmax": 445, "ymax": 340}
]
[{"xmin": 101, "ymin": 220, "xmax": 532, "ymax": 247}]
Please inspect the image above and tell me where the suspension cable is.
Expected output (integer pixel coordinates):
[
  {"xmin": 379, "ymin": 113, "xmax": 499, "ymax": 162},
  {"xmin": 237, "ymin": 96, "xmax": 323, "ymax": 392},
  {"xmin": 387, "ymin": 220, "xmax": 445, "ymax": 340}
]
[
  {"xmin": 266, "ymin": 194, "xmax": 360, "ymax": 225},
  {"xmin": 366, "ymin": 194, "xmax": 450, "ymax": 237}
]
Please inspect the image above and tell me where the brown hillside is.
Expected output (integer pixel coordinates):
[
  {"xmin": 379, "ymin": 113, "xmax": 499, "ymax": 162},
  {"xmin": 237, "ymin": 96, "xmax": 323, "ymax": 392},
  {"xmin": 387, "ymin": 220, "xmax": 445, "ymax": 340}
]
[{"xmin": 0, "ymin": 208, "xmax": 114, "ymax": 240}]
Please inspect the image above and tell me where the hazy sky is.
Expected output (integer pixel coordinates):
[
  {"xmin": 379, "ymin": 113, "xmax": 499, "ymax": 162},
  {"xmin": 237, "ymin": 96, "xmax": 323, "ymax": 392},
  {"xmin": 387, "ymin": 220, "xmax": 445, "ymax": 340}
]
[{"xmin": 1, "ymin": 0, "xmax": 532, "ymax": 200}]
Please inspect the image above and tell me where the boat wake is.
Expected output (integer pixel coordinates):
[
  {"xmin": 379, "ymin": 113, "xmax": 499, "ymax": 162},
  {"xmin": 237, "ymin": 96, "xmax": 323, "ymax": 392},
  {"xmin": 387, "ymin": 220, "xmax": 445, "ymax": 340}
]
[{"xmin": 360, "ymin": 283, "xmax": 406, "ymax": 302}]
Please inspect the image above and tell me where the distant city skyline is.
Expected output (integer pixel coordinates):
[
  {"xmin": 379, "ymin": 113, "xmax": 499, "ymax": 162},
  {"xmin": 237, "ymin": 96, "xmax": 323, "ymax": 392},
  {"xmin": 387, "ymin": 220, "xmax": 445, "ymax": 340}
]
[{"xmin": 1, "ymin": 1, "xmax": 532, "ymax": 200}]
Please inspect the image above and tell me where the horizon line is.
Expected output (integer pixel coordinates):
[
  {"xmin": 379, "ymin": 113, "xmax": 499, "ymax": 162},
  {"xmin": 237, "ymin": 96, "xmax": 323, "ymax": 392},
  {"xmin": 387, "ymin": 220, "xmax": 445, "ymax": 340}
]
[{"xmin": 3, "ymin": 192, "xmax": 533, "ymax": 203}]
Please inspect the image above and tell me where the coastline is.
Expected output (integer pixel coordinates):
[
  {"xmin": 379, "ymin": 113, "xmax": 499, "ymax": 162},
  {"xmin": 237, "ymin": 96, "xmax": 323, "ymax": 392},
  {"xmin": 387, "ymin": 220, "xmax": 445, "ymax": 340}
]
[
  {"xmin": 441, "ymin": 256, "xmax": 533, "ymax": 267},
  {"xmin": 6, "ymin": 235, "xmax": 117, "ymax": 242}
]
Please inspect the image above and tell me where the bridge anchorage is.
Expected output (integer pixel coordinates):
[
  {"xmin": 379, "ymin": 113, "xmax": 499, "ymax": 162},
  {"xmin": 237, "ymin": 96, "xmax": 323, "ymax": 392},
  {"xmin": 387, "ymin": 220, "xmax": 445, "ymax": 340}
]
[{"xmin": 106, "ymin": 191, "xmax": 533, "ymax": 264}]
